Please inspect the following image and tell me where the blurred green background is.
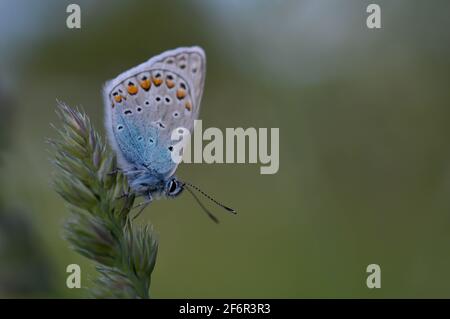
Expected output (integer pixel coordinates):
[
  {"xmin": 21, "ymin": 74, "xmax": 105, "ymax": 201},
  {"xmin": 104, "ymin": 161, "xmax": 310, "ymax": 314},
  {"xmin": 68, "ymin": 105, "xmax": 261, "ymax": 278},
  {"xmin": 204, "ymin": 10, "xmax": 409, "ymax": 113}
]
[{"xmin": 1, "ymin": 0, "xmax": 450, "ymax": 298}]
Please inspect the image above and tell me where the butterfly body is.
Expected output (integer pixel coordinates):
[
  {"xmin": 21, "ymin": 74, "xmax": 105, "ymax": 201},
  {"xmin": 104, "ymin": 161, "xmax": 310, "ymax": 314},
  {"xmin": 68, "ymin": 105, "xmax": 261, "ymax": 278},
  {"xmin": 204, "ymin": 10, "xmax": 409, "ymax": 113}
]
[{"xmin": 103, "ymin": 47, "xmax": 206, "ymax": 200}]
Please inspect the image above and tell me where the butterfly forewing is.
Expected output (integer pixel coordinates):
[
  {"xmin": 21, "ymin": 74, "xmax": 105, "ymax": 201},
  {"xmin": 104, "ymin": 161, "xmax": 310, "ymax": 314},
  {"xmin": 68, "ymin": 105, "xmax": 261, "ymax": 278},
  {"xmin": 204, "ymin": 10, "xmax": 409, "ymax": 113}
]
[{"xmin": 103, "ymin": 47, "xmax": 206, "ymax": 177}]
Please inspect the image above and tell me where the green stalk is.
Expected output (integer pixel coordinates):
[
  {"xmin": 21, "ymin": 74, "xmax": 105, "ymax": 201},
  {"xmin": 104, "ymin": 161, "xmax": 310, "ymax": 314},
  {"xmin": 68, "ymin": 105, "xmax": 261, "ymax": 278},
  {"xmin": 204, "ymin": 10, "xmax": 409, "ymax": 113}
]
[{"xmin": 49, "ymin": 102, "xmax": 158, "ymax": 298}]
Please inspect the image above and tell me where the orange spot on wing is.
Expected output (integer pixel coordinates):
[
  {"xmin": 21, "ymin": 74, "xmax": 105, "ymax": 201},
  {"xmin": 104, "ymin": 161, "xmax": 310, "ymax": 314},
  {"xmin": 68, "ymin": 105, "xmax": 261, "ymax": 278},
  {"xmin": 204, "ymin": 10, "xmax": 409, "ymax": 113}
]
[
  {"xmin": 176, "ymin": 89, "xmax": 186, "ymax": 99},
  {"xmin": 127, "ymin": 83, "xmax": 138, "ymax": 95},
  {"xmin": 114, "ymin": 95, "xmax": 123, "ymax": 103},
  {"xmin": 153, "ymin": 77, "xmax": 162, "ymax": 86},
  {"xmin": 166, "ymin": 79, "xmax": 175, "ymax": 88},
  {"xmin": 140, "ymin": 79, "xmax": 151, "ymax": 90},
  {"xmin": 185, "ymin": 101, "xmax": 192, "ymax": 111}
]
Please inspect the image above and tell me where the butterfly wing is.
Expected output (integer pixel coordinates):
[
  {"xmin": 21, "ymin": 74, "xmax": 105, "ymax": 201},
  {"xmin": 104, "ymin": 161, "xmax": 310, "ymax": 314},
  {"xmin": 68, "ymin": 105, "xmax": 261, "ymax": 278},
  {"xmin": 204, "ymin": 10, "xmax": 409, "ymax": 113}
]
[{"xmin": 103, "ymin": 47, "xmax": 206, "ymax": 178}]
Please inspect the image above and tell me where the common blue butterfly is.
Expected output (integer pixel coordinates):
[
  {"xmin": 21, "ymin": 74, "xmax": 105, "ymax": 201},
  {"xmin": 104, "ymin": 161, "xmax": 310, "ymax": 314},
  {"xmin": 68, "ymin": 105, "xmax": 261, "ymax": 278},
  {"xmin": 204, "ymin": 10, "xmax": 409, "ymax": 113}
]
[{"xmin": 103, "ymin": 47, "xmax": 235, "ymax": 222}]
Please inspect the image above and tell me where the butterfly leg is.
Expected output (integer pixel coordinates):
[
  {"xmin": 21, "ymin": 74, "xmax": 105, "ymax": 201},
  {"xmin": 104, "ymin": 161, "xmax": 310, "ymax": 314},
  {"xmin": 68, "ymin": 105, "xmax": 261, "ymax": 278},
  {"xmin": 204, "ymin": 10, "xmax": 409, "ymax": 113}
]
[
  {"xmin": 132, "ymin": 193, "xmax": 153, "ymax": 220},
  {"xmin": 116, "ymin": 192, "xmax": 129, "ymax": 200},
  {"xmin": 116, "ymin": 186, "xmax": 132, "ymax": 200},
  {"xmin": 108, "ymin": 168, "xmax": 123, "ymax": 176}
]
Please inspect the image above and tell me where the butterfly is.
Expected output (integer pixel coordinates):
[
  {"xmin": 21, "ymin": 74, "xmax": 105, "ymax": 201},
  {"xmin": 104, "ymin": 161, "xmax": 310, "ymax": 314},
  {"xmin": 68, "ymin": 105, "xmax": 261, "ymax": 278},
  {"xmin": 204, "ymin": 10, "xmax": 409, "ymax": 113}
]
[{"xmin": 103, "ymin": 47, "xmax": 235, "ymax": 222}]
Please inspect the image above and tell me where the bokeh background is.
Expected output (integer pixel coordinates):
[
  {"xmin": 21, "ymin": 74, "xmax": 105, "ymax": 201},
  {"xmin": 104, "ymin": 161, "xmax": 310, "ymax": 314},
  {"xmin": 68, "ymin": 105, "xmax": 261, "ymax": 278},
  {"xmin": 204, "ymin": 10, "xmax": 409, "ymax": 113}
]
[{"xmin": 1, "ymin": 0, "xmax": 450, "ymax": 298}]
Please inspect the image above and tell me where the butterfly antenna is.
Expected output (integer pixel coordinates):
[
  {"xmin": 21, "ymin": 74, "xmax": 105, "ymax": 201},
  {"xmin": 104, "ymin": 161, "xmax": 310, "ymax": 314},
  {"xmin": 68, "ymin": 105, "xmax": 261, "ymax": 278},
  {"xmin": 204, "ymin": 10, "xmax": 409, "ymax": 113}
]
[
  {"xmin": 183, "ymin": 182, "xmax": 237, "ymax": 215},
  {"xmin": 184, "ymin": 186, "xmax": 219, "ymax": 224}
]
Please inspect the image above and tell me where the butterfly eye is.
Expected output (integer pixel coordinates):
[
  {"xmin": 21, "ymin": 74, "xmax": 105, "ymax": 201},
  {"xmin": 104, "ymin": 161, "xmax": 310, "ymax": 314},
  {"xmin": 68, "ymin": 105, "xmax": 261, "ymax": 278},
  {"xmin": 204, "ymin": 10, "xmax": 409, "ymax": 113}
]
[
  {"xmin": 167, "ymin": 179, "xmax": 180, "ymax": 196},
  {"xmin": 166, "ymin": 179, "xmax": 183, "ymax": 197}
]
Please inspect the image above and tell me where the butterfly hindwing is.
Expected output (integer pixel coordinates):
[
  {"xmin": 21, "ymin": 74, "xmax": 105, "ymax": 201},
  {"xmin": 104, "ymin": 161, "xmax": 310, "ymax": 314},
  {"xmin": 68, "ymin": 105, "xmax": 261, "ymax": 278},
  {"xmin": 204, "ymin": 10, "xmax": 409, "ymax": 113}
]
[{"xmin": 103, "ymin": 47, "xmax": 206, "ymax": 178}]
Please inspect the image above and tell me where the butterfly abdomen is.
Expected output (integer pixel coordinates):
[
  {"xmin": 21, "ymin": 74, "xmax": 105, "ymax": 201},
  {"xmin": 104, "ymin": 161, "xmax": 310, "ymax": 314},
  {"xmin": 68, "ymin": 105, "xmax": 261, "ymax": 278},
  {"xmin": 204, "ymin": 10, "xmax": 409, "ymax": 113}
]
[{"xmin": 126, "ymin": 169, "xmax": 166, "ymax": 195}]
